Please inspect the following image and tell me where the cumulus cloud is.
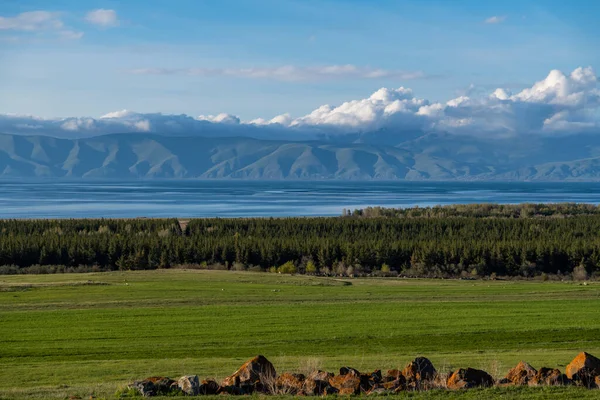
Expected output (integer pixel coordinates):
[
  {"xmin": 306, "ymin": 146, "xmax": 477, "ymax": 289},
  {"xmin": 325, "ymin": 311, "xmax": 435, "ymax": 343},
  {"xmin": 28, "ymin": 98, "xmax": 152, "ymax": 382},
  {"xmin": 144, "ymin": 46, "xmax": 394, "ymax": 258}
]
[
  {"xmin": 443, "ymin": 67, "xmax": 599, "ymax": 134},
  {"xmin": 85, "ymin": 9, "xmax": 119, "ymax": 27},
  {"xmin": 288, "ymin": 87, "xmax": 427, "ymax": 130},
  {"xmin": 249, "ymin": 113, "xmax": 294, "ymax": 126},
  {"xmin": 197, "ymin": 113, "xmax": 241, "ymax": 124},
  {"xmin": 100, "ymin": 109, "xmax": 136, "ymax": 119},
  {"xmin": 1, "ymin": 67, "xmax": 598, "ymax": 139},
  {"xmin": 254, "ymin": 67, "xmax": 600, "ymax": 135},
  {"xmin": 485, "ymin": 16, "xmax": 506, "ymax": 24},
  {"xmin": 128, "ymin": 65, "xmax": 429, "ymax": 82},
  {"xmin": 0, "ymin": 10, "xmax": 83, "ymax": 39}
]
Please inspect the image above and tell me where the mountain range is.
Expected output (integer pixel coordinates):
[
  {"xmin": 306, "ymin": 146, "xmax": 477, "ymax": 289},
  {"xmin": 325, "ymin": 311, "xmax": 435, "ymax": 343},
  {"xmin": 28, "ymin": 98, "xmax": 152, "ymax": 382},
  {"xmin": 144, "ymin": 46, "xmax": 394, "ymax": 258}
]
[{"xmin": 2, "ymin": 129, "xmax": 600, "ymax": 180}]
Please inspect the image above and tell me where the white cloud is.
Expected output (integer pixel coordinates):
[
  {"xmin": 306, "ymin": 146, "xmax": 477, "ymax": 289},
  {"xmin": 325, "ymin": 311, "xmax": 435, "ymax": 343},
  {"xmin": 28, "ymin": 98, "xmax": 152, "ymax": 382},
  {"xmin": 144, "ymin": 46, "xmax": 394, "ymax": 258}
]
[
  {"xmin": 270, "ymin": 113, "xmax": 293, "ymax": 126},
  {"xmin": 512, "ymin": 67, "xmax": 598, "ymax": 106},
  {"xmin": 249, "ymin": 113, "xmax": 293, "ymax": 126},
  {"xmin": 197, "ymin": 113, "xmax": 240, "ymax": 124},
  {"xmin": 85, "ymin": 9, "xmax": 119, "ymax": 27},
  {"xmin": 60, "ymin": 118, "xmax": 96, "ymax": 131},
  {"xmin": 100, "ymin": 109, "xmax": 136, "ymax": 119},
  {"xmin": 288, "ymin": 87, "xmax": 427, "ymax": 130},
  {"xmin": 128, "ymin": 65, "xmax": 429, "ymax": 82},
  {"xmin": 485, "ymin": 16, "xmax": 506, "ymax": 24},
  {"xmin": 491, "ymin": 88, "xmax": 510, "ymax": 100},
  {"xmin": 1, "ymin": 67, "xmax": 598, "ymax": 138},
  {"xmin": 133, "ymin": 120, "xmax": 151, "ymax": 131},
  {"xmin": 0, "ymin": 10, "xmax": 83, "ymax": 40},
  {"xmin": 271, "ymin": 66, "xmax": 599, "ymax": 135},
  {"xmin": 416, "ymin": 103, "xmax": 444, "ymax": 117},
  {"xmin": 0, "ymin": 11, "xmax": 62, "ymax": 31}
]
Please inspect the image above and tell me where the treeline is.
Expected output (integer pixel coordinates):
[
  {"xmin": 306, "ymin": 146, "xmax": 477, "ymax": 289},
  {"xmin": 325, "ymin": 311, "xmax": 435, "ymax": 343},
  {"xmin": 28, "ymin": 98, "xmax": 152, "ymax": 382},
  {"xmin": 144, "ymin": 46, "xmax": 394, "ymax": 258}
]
[
  {"xmin": 1, "ymin": 207, "xmax": 600, "ymax": 278},
  {"xmin": 348, "ymin": 203, "xmax": 600, "ymax": 219}
]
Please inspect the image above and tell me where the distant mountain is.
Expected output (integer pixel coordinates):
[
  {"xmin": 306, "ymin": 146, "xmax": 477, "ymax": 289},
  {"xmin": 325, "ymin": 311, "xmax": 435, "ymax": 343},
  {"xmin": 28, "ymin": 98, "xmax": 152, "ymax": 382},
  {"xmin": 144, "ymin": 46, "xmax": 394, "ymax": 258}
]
[{"xmin": 2, "ymin": 131, "xmax": 600, "ymax": 180}]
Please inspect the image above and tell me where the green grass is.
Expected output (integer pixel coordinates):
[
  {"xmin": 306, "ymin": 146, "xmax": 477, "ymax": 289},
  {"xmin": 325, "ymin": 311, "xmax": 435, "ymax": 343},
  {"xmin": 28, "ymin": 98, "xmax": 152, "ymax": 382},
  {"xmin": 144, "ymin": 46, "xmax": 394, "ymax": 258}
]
[{"xmin": 1, "ymin": 270, "xmax": 599, "ymax": 399}]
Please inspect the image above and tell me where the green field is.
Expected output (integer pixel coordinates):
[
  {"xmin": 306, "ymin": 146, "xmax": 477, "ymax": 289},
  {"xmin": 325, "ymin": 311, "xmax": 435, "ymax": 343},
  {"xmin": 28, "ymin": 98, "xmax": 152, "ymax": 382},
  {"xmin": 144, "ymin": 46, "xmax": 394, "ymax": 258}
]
[{"xmin": 1, "ymin": 270, "xmax": 599, "ymax": 399}]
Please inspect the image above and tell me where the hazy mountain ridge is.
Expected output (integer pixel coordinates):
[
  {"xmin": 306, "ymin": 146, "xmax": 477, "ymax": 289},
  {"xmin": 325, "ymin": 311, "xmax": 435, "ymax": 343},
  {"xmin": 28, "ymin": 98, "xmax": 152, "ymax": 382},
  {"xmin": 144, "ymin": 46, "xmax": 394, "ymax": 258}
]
[{"xmin": 2, "ymin": 131, "xmax": 600, "ymax": 180}]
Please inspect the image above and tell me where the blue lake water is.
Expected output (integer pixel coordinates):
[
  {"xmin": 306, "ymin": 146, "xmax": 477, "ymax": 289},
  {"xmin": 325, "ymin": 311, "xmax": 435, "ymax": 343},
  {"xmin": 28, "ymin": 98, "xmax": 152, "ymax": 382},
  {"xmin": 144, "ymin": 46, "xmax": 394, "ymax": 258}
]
[{"xmin": 2, "ymin": 180, "xmax": 600, "ymax": 218}]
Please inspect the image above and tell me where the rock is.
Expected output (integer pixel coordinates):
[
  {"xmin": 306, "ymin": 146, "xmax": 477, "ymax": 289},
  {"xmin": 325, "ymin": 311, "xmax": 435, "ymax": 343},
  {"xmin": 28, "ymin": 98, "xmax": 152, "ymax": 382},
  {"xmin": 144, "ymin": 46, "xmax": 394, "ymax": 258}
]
[
  {"xmin": 324, "ymin": 385, "xmax": 340, "ymax": 395},
  {"xmin": 402, "ymin": 357, "xmax": 437, "ymax": 390},
  {"xmin": 367, "ymin": 386, "xmax": 388, "ymax": 395},
  {"xmin": 384, "ymin": 369, "xmax": 402, "ymax": 382},
  {"xmin": 130, "ymin": 377, "xmax": 176, "ymax": 397},
  {"xmin": 339, "ymin": 366, "xmax": 361, "ymax": 376},
  {"xmin": 529, "ymin": 367, "xmax": 571, "ymax": 386},
  {"xmin": 566, "ymin": 352, "xmax": 600, "ymax": 387},
  {"xmin": 447, "ymin": 368, "xmax": 494, "ymax": 389},
  {"xmin": 199, "ymin": 379, "xmax": 221, "ymax": 395},
  {"xmin": 304, "ymin": 371, "xmax": 335, "ymax": 395},
  {"xmin": 308, "ymin": 370, "xmax": 334, "ymax": 381},
  {"xmin": 358, "ymin": 370, "xmax": 382, "ymax": 392},
  {"xmin": 365, "ymin": 369, "xmax": 382, "ymax": 383},
  {"xmin": 149, "ymin": 377, "xmax": 177, "ymax": 396},
  {"xmin": 402, "ymin": 357, "xmax": 437, "ymax": 382},
  {"xmin": 382, "ymin": 375, "xmax": 407, "ymax": 391},
  {"xmin": 366, "ymin": 380, "xmax": 406, "ymax": 396},
  {"xmin": 218, "ymin": 385, "xmax": 245, "ymax": 395},
  {"xmin": 177, "ymin": 375, "xmax": 200, "ymax": 396},
  {"xmin": 500, "ymin": 361, "xmax": 537, "ymax": 386},
  {"xmin": 275, "ymin": 373, "xmax": 305, "ymax": 395},
  {"xmin": 329, "ymin": 368, "xmax": 361, "ymax": 395},
  {"xmin": 130, "ymin": 380, "xmax": 156, "ymax": 397},
  {"xmin": 221, "ymin": 355, "xmax": 276, "ymax": 392}
]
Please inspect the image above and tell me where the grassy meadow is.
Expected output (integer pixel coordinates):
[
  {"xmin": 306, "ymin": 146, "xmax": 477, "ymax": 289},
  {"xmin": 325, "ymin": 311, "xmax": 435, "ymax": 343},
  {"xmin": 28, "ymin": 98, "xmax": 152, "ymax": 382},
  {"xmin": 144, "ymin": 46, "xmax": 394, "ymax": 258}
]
[{"xmin": 1, "ymin": 270, "xmax": 600, "ymax": 399}]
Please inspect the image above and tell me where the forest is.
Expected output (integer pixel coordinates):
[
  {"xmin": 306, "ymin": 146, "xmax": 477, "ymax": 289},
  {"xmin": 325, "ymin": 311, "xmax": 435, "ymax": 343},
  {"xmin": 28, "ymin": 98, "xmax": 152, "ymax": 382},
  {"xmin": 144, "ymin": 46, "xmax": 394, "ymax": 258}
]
[{"xmin": 1, "ymin": 204, "xmax": 600, "ymax": 278}]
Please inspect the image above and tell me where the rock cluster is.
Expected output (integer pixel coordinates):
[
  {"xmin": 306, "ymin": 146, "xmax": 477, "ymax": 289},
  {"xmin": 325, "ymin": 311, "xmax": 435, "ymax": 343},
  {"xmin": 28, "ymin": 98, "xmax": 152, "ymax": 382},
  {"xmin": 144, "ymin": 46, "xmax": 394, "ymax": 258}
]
[{"xmin": 127, "ymin": 352, "xmax": 600, "ymax": 397}]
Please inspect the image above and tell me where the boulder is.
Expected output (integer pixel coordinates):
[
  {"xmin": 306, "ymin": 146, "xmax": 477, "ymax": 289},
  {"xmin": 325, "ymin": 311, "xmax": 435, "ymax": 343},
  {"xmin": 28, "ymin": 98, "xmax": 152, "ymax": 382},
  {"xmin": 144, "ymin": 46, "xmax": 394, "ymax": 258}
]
[
  {"xmin": 566, "ymin": 352, "xmax": 600, "ymax": 387},
  {"xmin": 218, "ymin": 385, "xmax": 245, "ymax": 395},
  {"xmin": 130, "ymin": 380, "xmax": 156, "ymax": 397},
  {"xmin": 130, "ymin": 377, "xmax": 176, "ymax": 397},
  {"xmin": 366, "ymin": 376, "xmax": 406, "ymax": 395},
  {"xmin": 499, "ymin": 361, "xmax": 537, "ymax": 386},
  {"xmin": 199, "ymin": 379, "xmax": 221, "ymax": 395},
  {"xmin": 367, "ymin": 386, "xmax": 388, "ymax": 395},
  {"xmin": 384, "ymin": 369, "xmax": 402, "ymax": 382},
  {"xmin": 364, "ymin": 369, "xmax": 382, "ymax": 383},
  {"xmin": 221, "ymin": 355, "xmax": 276, "ymax": 392},
  {"xmin": 305, "ymin": 379, "xmax": 338, "ymax": 395},
  {"xmin": 382, "ymin": 375, "xmax": 407, "ymax": 391},
  {"xmin": 359, "ymin": 370, "xmax": 382, "ymax": 392},
  {"xmin": 447, "ymin": 368, "xmax": 494, "ymax": 389},
  {"xmin": 148, "ymin": 377, "xmax": 177, "ymax": 395},
  {"xmin": 529, "ymin": 367, "xmax": 571, "ymax": 386},
  {"xmin": 329, "ymin": 368, "xmax": 361, "ymax": 395},
  {"xmin": 402, "ymin": 357, "xmax": 437, "ymax": 382},
  {"xmin": 275, "ymin": 373, "xmax": 305, "ymax": 395},
  {"xmin": 339, "ymin": 366, "xmax": 361, "ymax": 376},
  {"xmin": 177, "ymin": 375, "xmax": 200, "ymax": 396},
  {"xmin": 307, "ymin": 370, "xmax": 334, "ymax": 382},
  {"xmin": 304, "ymin": 370, "xmax": 335, "ymax": 395}
]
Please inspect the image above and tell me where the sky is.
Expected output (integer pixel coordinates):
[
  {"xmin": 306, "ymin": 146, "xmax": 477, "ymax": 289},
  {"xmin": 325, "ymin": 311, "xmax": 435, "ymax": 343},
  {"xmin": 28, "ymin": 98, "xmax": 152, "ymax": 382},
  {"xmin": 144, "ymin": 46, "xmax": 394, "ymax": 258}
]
[{"xmin": 0, "ymin": 0, "xmax": 599, "ymax": 135}]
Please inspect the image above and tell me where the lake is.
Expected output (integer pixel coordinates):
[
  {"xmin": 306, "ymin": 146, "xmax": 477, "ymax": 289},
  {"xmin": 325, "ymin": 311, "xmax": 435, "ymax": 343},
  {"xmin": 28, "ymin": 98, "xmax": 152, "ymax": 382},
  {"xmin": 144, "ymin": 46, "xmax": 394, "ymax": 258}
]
[{"xmin": 2, "ymin": 180, "xmax": 600, "ymax": 218}]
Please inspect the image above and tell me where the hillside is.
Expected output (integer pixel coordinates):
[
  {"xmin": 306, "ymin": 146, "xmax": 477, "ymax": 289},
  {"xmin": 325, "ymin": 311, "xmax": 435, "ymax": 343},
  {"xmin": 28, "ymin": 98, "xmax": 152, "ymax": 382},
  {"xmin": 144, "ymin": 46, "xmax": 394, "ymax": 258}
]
[{"xmin": 2, "ymin": 131, "xmax": 600, "ymax": 180}]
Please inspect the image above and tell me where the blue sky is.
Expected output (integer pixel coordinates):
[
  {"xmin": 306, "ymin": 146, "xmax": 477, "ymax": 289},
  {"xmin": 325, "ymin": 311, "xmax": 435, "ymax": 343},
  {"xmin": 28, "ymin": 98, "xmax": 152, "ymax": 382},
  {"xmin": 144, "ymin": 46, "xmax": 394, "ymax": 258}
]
[{"xmin": 1, "ymin": 0, "xmax": 599, "ymax": 121}]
